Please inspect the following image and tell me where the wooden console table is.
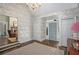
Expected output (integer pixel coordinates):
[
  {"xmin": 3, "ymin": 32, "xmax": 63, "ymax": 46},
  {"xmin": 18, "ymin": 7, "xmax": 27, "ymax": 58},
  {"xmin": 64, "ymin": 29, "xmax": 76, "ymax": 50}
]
[{"xmin": 67, "ymin": 38, "xmax": 79, "ymax": 55}]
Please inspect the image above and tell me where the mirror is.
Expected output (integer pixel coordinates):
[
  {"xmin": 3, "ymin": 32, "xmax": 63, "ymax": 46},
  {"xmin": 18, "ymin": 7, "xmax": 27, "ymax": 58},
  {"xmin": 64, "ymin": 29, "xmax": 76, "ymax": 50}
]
[{"xmin": 0, "ymin": 15, "xmax": 18, "ymax": 46}]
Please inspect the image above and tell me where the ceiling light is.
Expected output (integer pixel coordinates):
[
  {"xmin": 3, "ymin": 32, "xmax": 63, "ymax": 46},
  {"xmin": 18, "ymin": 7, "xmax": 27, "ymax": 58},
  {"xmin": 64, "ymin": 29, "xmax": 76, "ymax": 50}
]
[{"xmin": 27, "ymin": 3, "xmax": 41, "ymax": 10}]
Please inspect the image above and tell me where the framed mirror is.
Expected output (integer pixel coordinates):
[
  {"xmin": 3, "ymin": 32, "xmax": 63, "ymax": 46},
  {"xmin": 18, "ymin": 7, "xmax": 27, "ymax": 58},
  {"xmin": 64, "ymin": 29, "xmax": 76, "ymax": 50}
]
[{"xmin": 0, "ymin": 15, "xmax": 18, "ymax": 46}]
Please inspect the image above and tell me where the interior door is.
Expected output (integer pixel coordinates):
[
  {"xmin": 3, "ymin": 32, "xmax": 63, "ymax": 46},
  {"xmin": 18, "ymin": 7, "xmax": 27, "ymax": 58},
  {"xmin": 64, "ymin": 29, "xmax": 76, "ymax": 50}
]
[{"xmin": 48, "ymin": 22, "xmax": 57, "ymax": 41}]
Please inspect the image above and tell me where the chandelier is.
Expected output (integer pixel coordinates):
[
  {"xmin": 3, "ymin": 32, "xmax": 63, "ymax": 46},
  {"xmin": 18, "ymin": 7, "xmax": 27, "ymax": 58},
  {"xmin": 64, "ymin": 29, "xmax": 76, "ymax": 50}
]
[{"xmin": 27, "ymin": 3, "xmax": 41, "ymax": 10}]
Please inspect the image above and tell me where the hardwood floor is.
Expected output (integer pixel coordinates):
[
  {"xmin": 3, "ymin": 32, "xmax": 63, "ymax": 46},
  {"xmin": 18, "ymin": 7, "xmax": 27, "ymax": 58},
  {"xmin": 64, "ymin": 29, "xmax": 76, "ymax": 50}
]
[
  {"xmin": 42, "ymin": 39, "xmax": 59, "ymax": 47},
  {"xmin": 59, "ymin": 46, "xmax": 67, "ymax": 55},
  {"xmin": 0, "ymin": 40, "xmax": 67, "ymax": 55},
  {"xmin": 42, "ymin": 40, "xmax": 67, "ymax": 54}
]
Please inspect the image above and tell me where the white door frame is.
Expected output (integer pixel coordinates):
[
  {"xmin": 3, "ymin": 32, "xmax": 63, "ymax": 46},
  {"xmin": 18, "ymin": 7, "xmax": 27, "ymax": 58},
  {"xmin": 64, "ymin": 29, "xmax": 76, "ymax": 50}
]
[{"xmin": 46, "ymin": 20, "xmax": 58, "ymax": 41}]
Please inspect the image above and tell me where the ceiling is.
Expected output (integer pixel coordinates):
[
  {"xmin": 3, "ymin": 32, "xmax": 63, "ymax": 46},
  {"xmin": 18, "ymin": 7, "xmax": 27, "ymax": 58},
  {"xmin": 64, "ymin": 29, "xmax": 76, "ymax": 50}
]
[{"xmin": 28, "ymin": 3, "xmax": 78, "ymax": 17}]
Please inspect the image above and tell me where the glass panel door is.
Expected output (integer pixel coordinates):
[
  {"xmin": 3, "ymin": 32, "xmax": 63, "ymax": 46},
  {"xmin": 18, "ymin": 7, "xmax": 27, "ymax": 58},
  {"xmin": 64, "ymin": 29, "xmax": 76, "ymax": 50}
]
[{"xmin": 48, "ymin": 22, "xmax": 57, "ymax": 41}]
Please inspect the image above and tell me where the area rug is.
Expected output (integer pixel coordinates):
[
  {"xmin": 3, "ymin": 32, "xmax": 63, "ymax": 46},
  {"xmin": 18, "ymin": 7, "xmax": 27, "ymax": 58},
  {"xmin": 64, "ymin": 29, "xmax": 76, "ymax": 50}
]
[{"xmin": 5, "ymin": 42, "xmax": 64, "ymax": 55}]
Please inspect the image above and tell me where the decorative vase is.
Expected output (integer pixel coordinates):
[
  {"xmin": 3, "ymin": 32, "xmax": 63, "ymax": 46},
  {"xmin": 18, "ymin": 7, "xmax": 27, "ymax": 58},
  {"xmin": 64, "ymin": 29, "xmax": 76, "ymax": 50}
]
[
  {"xmin": 71, "ymin": 22, "xmax": 79, "ymax": 40},
  {"xmin": 73, "ymin": 32, "xmax": 78, "ymax": 40}
]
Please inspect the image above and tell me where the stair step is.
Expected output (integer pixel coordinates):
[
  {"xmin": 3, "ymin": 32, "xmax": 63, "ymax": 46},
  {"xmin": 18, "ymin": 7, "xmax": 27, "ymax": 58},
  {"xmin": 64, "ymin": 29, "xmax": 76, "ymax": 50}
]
[{"xmin": 0, "ymin": 42, "xmax": 21, "ymax": 52}]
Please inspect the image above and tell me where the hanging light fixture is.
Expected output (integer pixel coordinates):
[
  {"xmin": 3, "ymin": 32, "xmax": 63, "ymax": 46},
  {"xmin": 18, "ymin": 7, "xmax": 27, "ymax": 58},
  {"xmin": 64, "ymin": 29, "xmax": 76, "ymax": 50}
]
[{"xmin": 27, "ymin": 3, "xmax": 41, "ymax": 10}]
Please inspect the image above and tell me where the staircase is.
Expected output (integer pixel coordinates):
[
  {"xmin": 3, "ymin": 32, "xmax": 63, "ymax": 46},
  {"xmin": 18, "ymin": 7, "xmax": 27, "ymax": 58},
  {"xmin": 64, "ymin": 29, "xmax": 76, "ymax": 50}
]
[{"xmin": 0, "ymin": 42, "xmax": 21, "ymax": 52}]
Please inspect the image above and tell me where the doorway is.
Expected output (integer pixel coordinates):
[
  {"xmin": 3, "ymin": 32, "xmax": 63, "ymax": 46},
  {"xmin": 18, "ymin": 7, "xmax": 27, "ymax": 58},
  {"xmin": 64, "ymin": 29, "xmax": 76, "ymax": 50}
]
[
  {"xmin": 48, "ymin": 21, "xmax": 57, "ymax": 41},
  {"xmin": 43, "ymin": 20, "xmax": 59, "ymax": 47}
]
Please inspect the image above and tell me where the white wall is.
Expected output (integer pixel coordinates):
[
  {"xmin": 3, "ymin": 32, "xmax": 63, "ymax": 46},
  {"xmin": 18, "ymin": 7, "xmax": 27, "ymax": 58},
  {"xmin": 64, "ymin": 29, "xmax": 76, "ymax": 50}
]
[
  {"xmin": 32, "ymin": 17, "xmax": 42, "ymax": 41},
  {"xmin": 0, "ymin": 3, "xmax": 33, "ymax": 43}
]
